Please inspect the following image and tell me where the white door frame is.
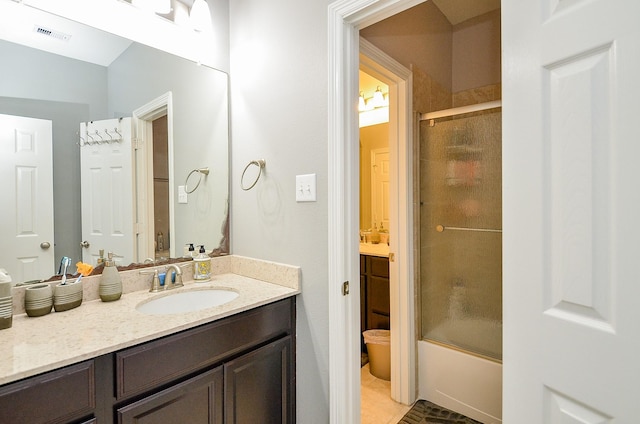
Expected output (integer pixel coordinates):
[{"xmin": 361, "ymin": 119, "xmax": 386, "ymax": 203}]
[
  {"xmin": 360, "ymin": 37, "xmax": 415, "ymax": 404},
  {"xmin": 328, "ymin": 1, "xmax": 421, "ymax": 421},
  {"xmin": 132, "ymin": 92, "xmax": 175, "ymax": 261}
]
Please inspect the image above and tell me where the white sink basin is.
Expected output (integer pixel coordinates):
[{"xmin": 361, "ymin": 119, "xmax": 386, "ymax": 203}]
[{"xmin": 136, "ymin": 288, "xmax": 239, "ymax": 315}]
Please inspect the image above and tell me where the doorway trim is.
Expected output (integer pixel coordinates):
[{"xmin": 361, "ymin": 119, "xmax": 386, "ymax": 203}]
[
  {"xmin": 328, "ymin": 1, "xmax": 421, "ymax": 422},
  {"xmin": 132, "ymin": 92, "xmax": 175, "ymax": 261},
  {"xmin": 360, "ymin": 37, "xmax": 415, "ymax": 404}
]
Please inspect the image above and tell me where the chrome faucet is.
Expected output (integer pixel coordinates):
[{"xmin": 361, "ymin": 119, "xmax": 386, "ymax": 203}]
[{"xmin": 166, "ymin": 264, "xmax": 184, "ymax": 289}]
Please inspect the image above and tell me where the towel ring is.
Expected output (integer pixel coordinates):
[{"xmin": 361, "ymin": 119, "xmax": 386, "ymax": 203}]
[
  {"xmin": 184, "ymin": 167, "xmax": 210, "ymax": 194},
  {"xmin": 241, "ymin": 159, "xmax": 266, "ymax": 191}
]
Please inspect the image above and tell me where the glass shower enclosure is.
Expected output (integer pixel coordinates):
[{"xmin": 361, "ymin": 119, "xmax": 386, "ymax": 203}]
[{"xmin": 419, "ymin": 105, "xmax": 502, "ymax": 361}]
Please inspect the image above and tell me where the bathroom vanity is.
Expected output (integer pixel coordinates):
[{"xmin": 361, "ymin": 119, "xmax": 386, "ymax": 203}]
[
  {"xmin": 0, "ymin": 256, "xmax": 299, "ymax": 424},
  {"xmin": 360, "ymin": 253, "xmax": 390, "ymax": 333}
]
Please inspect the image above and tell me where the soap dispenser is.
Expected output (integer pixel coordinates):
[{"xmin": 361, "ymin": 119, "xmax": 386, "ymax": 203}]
[
  {"xmin": 193, "ymin": 245, "xmax": 211, "ymax": 282},
  {"xmin": 99, "ymin": 252, "xmax": 122, "ymax": 302}
]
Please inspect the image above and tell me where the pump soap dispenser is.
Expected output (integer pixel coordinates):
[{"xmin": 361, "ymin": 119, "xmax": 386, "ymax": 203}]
[
  {"xmin": 99, "ymin": 252, "xmax": 122, "ymax": 302},
  {"xmin": 193, "ymin": 245, "xmax": 211, "ymax": 282}
]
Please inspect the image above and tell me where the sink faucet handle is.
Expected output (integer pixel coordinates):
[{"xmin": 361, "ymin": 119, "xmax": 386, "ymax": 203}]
[{"xmin": 140, "ymin": 269, "xmax": 162, "ymax": 292}]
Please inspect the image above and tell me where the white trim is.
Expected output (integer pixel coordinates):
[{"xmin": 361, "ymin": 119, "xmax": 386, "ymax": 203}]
[
  {"xmin": 360, "ymin": 37, "xmax": 415, "ymax": 405},
  {"xmin": 328, "ymin": 1, "xmax": 419, "ymax": 422},
  {"xmin": 132, "ymin": 92, "xmax": 175, "ymax": 260}
]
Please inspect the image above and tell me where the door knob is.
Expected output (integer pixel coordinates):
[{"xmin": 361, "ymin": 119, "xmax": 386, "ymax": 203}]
[
  {"xmin": 40, "ymin": 241, "xmax": 51, "ymax": 250},
  {"xmin": 80, "ymin": 240, "xmax": 90, "ymax": 248}
]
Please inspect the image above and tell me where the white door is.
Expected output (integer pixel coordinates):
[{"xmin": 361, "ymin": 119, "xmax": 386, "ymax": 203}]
[
  {"xmin": 0, "ymin": 114, "xmax": 54, "ymax": 283},
  {"xmin": 80, "ymin": 118, "xmax": 135, "ymax": 266},
  {"xmin": 370, "ymin": 148, "xmax": 389, "ymax": 231},
  {"xmin": 503, "ymin": 0, "xmax": 640, "ymax": 421}
]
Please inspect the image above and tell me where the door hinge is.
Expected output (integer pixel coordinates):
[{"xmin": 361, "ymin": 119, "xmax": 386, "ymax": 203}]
[
  {"xmin": 133, "ymin": 138, "xmax": 142, "ymax": 150},
  {"xmin": 342, "ymin": 281, "xmax": 349, "ymax": 296}
]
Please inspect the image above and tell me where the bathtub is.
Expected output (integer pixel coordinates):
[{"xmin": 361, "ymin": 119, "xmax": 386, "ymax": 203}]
[{"xmin": 418, "ymin": 319, "xmax": 502, "ymax": 423}]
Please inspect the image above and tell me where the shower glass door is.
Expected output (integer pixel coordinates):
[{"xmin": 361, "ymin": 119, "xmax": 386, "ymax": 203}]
[{"xmin": 419, "ymin": 107, "xmax": 502, "ymax": 361}]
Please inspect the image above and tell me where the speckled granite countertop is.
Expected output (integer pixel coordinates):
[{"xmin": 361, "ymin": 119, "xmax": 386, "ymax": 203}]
[
  {"xmin": 359, "ymin": 242, "xmax": 390, "ymax": 258},
  {"xmin": 0, "ymin": 255, "xmax": 300, "ymax": 386}
]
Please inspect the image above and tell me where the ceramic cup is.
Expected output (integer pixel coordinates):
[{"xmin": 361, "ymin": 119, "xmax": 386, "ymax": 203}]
[
  {"xmin": 53, "ymin": 280, "xmax": 83, "ymax": 312},
  {"xmin": 24, "ymin": 284, "xmax": 53, "ymax": 317}
]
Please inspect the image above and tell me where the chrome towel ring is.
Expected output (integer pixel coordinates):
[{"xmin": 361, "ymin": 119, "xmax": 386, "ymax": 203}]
[
  {"xmin": 241, "ymin": 159, "xmax": 266, "ymax": 191},
  {"xmin": 185, "ymin": 167, "xmax": 210, "ymax": 194}
]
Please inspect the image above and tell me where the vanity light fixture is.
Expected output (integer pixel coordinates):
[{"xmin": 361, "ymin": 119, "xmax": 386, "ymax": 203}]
[
  {"xmin": 371, "ymin": 86, "xmax": 386, "ymax": 108},
  {"xmin": 190, "ymin": 0, "xmax": 211, "ymax": 32},
  {"xmin": 131, "ymin": 0, "xmax": 170, "ymax": 14},
  {"xmin": 155, "ymin": 0, "xmax": 172, "ymax": 14},
  {"xmin": 358, "ymin": 86, "xmax": 389, "ymax": 112}
]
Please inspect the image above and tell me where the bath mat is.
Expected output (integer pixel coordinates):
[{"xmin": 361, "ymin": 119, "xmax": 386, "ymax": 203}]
[{"xmin": 397, "ymin": 400, "xmax": 482, "ymax": 424}]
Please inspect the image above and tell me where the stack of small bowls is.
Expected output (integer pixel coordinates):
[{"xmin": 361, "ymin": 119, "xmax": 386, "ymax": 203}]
[
  {"xmin": 0, "ymin": 281, "xmax": 12, "ymax": 329},
  {"xmin": 24, "ymin": 284, "xmax": 53, "ymax": 317},
  {"xmin": 53, "ymin": 280, "xmax": 83, "ymax": 312}
]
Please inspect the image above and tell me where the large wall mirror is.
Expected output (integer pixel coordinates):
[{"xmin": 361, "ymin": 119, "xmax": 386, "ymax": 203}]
[{"xmin": 0, "ymin": 3, "xmax": 229, "ymax": 283}]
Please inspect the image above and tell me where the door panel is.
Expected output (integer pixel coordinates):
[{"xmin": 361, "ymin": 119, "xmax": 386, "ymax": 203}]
[
  {"xmin": 503, "ymin": 0, "xmax": 640, "ymax": 421},
  {"xmin": 0, "ymin": 114, "xmax": 54, "ymax": 283},
  {"xmin": 80, "ymin": 118, "xmax": 134, "ymax": 266}
]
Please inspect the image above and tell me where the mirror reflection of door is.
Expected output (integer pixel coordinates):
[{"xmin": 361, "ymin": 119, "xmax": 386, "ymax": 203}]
[
  {"xmin": 80, "ymin": 118, "xmax": 134, "ymax": 266},
  {"xmin": 371, "ymin": 148, "xmax": 390, "ymax": 231},
  {"xmin": 0, "ymin": 114, "xmax": 54, "ymax": 282},
  {"xmin": 152, "ymin": 115, "xmax": 169, "ymax": 260}
]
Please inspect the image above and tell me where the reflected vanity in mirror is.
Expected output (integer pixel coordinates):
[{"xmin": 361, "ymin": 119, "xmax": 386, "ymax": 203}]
[{"xmin": 0, "ymin": 4, "xmax": 229, "ymax": 283}]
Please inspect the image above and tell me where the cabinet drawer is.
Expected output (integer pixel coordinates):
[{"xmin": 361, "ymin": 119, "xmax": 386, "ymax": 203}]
[
  {"xmin": 0, "ymin": 360, "xmax": 95, "ymax": 424},
  {"xmin": 116, "ymin": 298, "xmax": 293, "ymax": 400},
  {"xmin": 369, "ymin": 256, "xmax": 389, "ymax": 278}
]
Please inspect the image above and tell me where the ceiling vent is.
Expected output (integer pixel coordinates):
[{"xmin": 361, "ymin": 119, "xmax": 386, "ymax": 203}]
[{"xmin": 33, "ymin": 25, "xmax": 71, "ymax": 42}]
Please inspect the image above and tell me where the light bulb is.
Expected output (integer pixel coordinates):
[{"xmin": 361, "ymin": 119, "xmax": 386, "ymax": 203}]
[
  {"xmin": 190, "ymin": 0, "xmax": 212, "ymax": 32},
  {"xmin": 372, "ymin": 86, "xmax": 384, "ymax": 108}
]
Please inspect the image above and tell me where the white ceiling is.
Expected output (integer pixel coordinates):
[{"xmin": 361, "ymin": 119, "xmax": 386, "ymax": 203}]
[{"xmin": 0, "ymin": 2, "xmax": 132, "ymax": 66}]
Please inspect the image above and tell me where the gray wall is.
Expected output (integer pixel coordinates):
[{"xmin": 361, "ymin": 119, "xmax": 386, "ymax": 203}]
[
  {"xmin": 107, "ymin": 43, "xmax": 229, "ymax": 254},
  {"xmin": 229, "ymin": 0, "xmax": 331, "ymax": 421},
  {"xmin": 0, "ymin": 40, "xmax": 107, "ymax": 274}
]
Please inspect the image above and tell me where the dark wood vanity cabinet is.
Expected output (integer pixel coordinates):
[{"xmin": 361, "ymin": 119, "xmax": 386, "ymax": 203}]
[
  {"xmin": 117, "ymin": 366, "xmax": 224, "ymax": 424},
  {"xmin": 0, "ymin": 297, "xmax": 296, "ymax": 424},
  {"xmin": 360, "ymin": 255, "xmax": 390, "ymax": 341}
]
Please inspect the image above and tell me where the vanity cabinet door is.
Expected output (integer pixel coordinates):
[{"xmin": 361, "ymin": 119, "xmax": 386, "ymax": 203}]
[
  {"xmin": 0, "ymin": 360, "xmax": 95, "ymax": 424},
  {"xmin": 224, "ymin": 336, "xmax": 293, "ymax": 424},
  {"xmin": 117, "ymin": 366, "xmax": 223, "ymax": 424}
]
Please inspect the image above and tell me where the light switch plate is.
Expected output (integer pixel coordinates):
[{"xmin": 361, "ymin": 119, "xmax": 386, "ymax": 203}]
[
  {"xmin": 178, "ymin": 185, "xmax": 188, "ymax": 204},
  {"xmin": 296, "ymin": 174, "xmax": 317, "ymax": 202}
]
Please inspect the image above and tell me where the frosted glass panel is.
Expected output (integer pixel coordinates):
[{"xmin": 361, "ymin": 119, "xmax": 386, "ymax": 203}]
[{"xmin": 419, "ymin": 109, "xmax": 502, "ymax": 360}]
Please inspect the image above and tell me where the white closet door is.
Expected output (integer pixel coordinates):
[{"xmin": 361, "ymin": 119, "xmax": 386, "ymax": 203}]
[
  {"xmin": 80, "ymin": 118, "xmax": 135, "ymax": 266},
  {"xmin": 0, "ymin": 114, "xmax": 54, "ymax": 283},
  {"xmin": 503, "ymin": 0, "xmax": 640, "ymax": 421}
]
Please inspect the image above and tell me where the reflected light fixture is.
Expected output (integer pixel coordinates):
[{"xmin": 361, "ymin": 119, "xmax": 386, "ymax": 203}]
[
  {"xmin": 372, "ymin": 86, "xmax": 385, "ymax": 108},
  {"xmin": 131, "ymin": 0, "xmax": 171, "ymax": 14},
  {"xmin": 155, "ymin": 0, "xmax": 171, "ymax": 14},
  {"xmin": 190, "ymin": 0, "xmax": 212, "ymax": 32},
  {"xmin": 358, "ymin": 92, "xmax": 366, "ymax": 112}
]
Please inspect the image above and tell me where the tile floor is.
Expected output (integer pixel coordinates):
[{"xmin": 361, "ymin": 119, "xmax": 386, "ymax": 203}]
[{"xmin": 360, "ymin": 363, "xmax": 412, "ymax": 424}]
